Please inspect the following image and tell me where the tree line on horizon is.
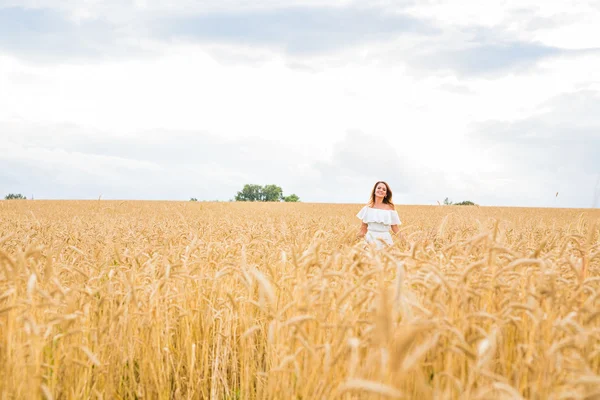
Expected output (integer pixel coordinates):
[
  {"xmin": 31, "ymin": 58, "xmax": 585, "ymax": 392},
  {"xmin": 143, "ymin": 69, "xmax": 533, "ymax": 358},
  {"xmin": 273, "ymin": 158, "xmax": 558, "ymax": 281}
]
[
  {"xmin": 442, "ymin": 197, "xmax": 476, "ymax": 206},
  {"xmin": 189, "ymin": 185, "xmax": 300, "ymax": 202},
  {"xmin": 5, "ymin": 192, "xmax": 477, "ymax": 205},
  {"xmin": 234, "ymin": 184, "xmax": 300, "ymax": 202},
  {"xmin": 4, "ymin": 193, "xmax": 27, "ymax": 200}
]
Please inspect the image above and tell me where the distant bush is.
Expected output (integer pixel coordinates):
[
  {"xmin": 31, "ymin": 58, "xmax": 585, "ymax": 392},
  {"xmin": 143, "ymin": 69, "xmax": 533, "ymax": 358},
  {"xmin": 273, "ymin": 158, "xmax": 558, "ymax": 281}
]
[
  {"xmin": 283, "ymin": 194, "xmax": 300, "ymax": 202},
  {"xmin": 443, "ymin": 197, "xmax": 476, "ymax": 206},
  {"xmin": 4, "ymin": 193, "xmax": 26, "ymax": 200}
]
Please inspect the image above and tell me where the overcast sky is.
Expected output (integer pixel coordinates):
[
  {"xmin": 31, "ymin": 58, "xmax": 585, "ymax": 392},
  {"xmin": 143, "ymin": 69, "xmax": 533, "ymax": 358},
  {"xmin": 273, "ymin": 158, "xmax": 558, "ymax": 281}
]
[{"xmin": 1, "ymin": 0, "xmax": 599, "ymax": 207}]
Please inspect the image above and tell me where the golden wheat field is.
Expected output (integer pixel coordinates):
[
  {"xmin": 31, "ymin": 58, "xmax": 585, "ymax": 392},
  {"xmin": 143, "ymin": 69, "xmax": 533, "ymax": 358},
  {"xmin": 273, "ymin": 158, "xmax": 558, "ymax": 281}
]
[{"xmin": 1, "ymin": 200, "xmax": 599, "ymax": 399}]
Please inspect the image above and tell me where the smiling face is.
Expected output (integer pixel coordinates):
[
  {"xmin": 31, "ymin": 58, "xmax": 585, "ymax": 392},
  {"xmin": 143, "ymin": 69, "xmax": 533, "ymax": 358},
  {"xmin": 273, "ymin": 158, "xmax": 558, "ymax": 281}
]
[
  {"xmin": 370, "ymin": 181, "xmax": 392, "ymax": 205},
  {"xmin": 374, "ymin": 182, "xmax": 387, "ymax": 199}
]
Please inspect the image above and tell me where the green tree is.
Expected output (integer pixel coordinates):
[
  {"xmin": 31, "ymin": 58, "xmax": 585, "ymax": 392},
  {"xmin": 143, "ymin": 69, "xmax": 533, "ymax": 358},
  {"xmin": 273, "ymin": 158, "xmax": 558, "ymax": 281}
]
[
  {"xmin": 262, "ymin": 184, "xmax": 283, "ymax": 202},
  {"xmin": 234, "ymin": 184, "xmax": 300, "ymax": 202},
  {"xmin": 283, "ymin": 194, "xmax": 300, "ymax": 202},
  {"xmin": 443, "ymin": 197, "xmax": 476, "ymax": 206},
  {"xmin": 5, "ymin": 193, "xmax": 26, "ymax": 200},
  {"xmin": 235, "ymin": 184, "xmax": 264, "ymax": 202},
  {"xmin": 454, "ymin": 200, "xmax": 475, "ymax": 205}
]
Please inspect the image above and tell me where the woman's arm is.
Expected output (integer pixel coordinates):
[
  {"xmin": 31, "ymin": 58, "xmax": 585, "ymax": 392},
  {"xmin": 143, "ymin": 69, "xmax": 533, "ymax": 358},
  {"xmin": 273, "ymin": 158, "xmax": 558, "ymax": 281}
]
[
  {"xmin": 388, "ymin": 205, "xmax": 403, "ymax": 239},
  {"xmin": 391, "ymin": 224, "xmax": 405, "ymax": 241},
  {"xmin": 357, "ymin": 222, "xmax": 368, "ymax": 238}
]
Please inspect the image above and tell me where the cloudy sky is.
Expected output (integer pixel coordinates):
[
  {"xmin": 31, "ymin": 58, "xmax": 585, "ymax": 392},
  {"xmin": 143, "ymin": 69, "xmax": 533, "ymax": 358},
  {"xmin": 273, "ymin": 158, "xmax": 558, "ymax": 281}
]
[{"xmin": 1, "ymin": 0, "xmax": 599, "ymax": 207}]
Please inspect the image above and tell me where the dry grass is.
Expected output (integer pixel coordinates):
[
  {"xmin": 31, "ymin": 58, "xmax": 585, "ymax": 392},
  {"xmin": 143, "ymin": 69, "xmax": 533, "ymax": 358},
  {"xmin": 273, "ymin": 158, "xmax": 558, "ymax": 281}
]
[{"xmin": 1, "ymin": 200, "xmax": 599, "ymax": 399}]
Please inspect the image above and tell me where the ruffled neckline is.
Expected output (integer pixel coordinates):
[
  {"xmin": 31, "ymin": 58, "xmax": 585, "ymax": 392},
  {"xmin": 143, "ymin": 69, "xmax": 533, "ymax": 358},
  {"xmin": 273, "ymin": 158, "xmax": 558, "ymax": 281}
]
[{"xmin": 356, "ymin": 206, "xmax": 401, "ymax": 225}]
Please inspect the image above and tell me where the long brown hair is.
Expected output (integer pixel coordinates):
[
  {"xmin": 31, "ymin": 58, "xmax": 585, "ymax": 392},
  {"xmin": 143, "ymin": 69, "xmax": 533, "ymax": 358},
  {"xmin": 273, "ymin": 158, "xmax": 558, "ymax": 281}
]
[{"xmin": 368, "ymin": 181, "xmax": 394, "ymax": 208}]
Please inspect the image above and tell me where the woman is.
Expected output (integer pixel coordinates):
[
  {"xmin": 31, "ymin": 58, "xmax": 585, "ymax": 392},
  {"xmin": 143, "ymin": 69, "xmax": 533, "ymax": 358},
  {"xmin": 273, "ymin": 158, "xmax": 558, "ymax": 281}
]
[{"xmin": 356, "ymin": 181, "xmax": 402, "ymax": 249}]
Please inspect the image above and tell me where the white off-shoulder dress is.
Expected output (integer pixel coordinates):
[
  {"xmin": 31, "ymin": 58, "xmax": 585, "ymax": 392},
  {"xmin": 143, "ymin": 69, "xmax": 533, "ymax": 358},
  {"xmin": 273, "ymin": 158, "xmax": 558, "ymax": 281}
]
[{"xmin": 356, "ymin": 206, "xmax": 402, "ymax": 249}]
